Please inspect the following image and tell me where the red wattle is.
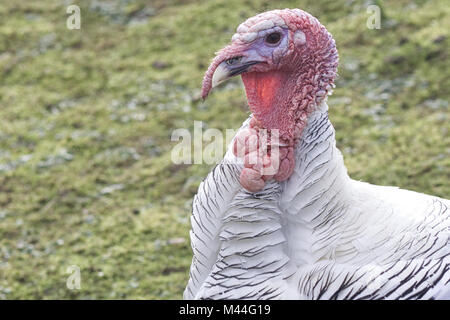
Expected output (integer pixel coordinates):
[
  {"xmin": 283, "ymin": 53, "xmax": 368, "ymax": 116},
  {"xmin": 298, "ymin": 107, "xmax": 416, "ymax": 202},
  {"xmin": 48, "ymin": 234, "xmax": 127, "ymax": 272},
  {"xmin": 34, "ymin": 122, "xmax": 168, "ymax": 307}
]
[{"xmin": 241, "ymin": 71, "xmax": 290, "ymax": 133}]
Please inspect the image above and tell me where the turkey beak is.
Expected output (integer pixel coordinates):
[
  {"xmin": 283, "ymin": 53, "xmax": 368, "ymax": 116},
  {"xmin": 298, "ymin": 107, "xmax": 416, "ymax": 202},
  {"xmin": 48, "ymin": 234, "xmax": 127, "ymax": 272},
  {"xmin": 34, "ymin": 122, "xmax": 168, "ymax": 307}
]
[
  {"xmin": 211, "ymin": 57, "xmax": 259, "ymax": 88},
  {"xmin": 201, "ymin": 46, "xmax": 261, "ymax": 99}
]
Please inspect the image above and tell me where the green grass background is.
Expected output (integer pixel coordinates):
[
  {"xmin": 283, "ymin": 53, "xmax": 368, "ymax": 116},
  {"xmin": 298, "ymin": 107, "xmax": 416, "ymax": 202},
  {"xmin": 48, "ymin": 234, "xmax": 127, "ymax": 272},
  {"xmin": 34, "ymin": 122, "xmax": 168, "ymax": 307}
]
[{"xmin": 0, "ymin": 0, "xmax": 448, "ymax": 299}]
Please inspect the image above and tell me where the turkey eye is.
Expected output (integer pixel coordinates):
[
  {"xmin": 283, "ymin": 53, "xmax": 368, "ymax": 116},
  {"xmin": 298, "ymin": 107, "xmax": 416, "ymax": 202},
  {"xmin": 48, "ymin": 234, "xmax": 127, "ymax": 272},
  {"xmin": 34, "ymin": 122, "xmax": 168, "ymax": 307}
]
[{"xmin": 265, "ymin": 32, "xmax": 281, "ymax": 45}]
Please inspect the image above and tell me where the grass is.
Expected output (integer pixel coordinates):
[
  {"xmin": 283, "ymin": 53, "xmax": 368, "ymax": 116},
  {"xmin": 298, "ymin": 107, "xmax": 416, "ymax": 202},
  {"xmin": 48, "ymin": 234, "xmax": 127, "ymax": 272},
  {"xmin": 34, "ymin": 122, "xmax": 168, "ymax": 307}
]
[{"xmin": 0, "ymin": 0, "xmax": 448, "ymax": 299}]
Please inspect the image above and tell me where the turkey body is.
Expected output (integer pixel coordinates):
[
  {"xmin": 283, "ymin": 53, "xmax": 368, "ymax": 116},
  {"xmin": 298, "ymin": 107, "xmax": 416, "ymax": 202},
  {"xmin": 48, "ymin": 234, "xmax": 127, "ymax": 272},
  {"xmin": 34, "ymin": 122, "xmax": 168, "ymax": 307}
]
[{"xmin": 184, "ymin": 102, "xmax": 450, "ymax": 300}]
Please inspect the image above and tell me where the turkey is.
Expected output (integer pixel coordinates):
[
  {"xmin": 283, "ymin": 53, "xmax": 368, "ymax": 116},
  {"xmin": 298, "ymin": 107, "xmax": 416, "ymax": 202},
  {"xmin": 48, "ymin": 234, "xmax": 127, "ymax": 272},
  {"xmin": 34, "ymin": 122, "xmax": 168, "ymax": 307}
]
[{"xmin": 184, "ymin": 8, "xmax": 450, "ymax": 300}]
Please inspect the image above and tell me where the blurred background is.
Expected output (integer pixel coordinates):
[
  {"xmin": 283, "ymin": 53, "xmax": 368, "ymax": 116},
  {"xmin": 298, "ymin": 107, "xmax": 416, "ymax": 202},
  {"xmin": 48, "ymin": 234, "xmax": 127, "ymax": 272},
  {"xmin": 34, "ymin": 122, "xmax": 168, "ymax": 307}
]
[{"xmin": 0, "ymin": 0, "xmax": 448, "ymax": 299}]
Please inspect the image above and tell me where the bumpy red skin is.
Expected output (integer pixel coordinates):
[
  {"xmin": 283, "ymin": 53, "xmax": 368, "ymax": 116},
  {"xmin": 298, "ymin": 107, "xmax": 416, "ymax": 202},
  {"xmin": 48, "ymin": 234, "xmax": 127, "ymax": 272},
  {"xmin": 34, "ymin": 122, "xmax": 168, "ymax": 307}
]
[
  {"xmin": 232, "ymin": 117, "xmax": 297, "ymax": 192},
  {"xmin": 202, "ymin": 9, "xmax": 339, "ymax": 192}
]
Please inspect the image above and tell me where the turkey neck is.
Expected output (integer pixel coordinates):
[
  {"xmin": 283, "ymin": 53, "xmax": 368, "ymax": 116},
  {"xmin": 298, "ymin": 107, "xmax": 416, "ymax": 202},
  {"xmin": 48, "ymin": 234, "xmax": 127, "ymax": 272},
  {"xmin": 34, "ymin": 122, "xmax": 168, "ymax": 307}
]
[{"xmin": 279, "ymin": 101, "xmax": 353, "ymax": 265}]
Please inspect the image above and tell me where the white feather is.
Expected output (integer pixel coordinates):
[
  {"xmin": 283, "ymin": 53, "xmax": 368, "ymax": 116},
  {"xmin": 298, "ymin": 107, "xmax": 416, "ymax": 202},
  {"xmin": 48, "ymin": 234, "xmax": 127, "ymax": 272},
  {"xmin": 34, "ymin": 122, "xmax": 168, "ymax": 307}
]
[{"xmin": 184, "ymin": 102, "xmax": 450, "ymax": 300}]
